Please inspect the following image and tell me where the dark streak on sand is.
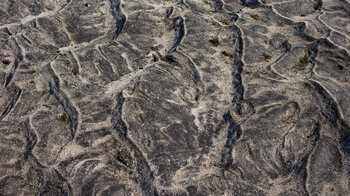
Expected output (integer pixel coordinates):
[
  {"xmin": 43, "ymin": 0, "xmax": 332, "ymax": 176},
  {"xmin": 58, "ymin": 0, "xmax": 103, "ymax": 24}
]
[
  {"xmin": 110, "ymin": 0, "xmax": 126, "ymax": 40},
  {"xmin": 42, "ymin": 64, "xmax": 79, "ymax": 138}
]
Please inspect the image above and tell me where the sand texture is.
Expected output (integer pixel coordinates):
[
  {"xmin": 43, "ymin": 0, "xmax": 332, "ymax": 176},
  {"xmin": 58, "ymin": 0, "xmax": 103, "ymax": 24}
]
[{"xmin": 0, "ymin": 0, "xmax": 350, "ymax": 195}]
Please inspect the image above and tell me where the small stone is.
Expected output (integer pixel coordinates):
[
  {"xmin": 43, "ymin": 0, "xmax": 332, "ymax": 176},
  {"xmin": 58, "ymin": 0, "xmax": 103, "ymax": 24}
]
[
  {"xmin": 59, "ymin": 113, "xmax": 69, "ymax": 123},
  {"xmin": 250, "ymin": 14, "xmax": 260, "ymax": 21},
  {"xmin": 313, "ymin": 3, "xmax": 321, "ymax": 10},
  {"xmin": 2, "ymin": 59, "xmax": 11, "ymax": 65},
  {"xmin": 219, "ymin": 18, "xmax": 230, "ymax": 25},
  {"xmin": 209, "ymin": 39, "xmax": 219, "ymax": 47},
  {"xmin": 262, "ymin": 53, "xmax": 272, "ymax": 62},
  {"xmin": 117, "ymin": 149, "xmax": 133, "ymax": 167}
]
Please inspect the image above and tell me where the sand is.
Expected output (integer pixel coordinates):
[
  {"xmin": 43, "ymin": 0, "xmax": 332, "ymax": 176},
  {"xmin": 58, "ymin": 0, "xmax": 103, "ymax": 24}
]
[{"xmin": 0, "ymin": 0, "xmax": 349, "ymax": 195}]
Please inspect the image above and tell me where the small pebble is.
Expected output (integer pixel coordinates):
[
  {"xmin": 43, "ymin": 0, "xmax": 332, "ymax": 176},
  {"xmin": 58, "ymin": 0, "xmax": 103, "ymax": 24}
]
[{"xmin": 2, "ymin": 59, "xmax": 11, "ymax": 65}]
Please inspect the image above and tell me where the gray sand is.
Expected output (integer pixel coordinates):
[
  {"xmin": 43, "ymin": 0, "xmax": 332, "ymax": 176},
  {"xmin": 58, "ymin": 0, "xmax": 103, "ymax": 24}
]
[{"xmin": 0, "ymin": 0, "xmax": 350, "ymax": 195}]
